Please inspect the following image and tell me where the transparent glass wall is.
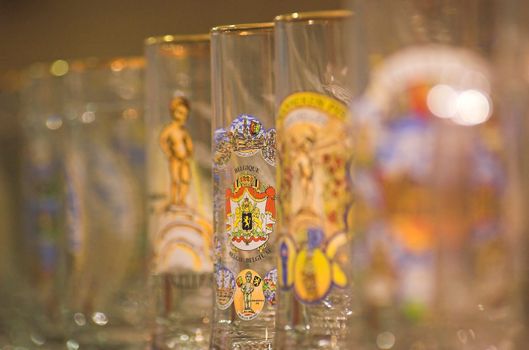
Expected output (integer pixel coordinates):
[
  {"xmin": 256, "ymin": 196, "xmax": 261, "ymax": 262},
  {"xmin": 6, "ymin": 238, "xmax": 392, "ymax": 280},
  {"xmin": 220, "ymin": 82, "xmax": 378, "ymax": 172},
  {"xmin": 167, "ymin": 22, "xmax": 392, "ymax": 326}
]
[
  {"xmin": 145, "ymin": 34, "xmax": 212, "ymax": 350},
  {"xmin": 64, "ymin": 57, "xmax": 149, "ymax": 349}
]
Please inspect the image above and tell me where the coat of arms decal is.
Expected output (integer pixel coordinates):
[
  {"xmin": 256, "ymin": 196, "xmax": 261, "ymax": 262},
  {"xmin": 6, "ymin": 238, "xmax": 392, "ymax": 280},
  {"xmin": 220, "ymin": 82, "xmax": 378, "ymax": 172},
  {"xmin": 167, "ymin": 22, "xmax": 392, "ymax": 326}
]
[{"xmin": 226, "ymin": 173, "xmax": 276, "ymax": 252}]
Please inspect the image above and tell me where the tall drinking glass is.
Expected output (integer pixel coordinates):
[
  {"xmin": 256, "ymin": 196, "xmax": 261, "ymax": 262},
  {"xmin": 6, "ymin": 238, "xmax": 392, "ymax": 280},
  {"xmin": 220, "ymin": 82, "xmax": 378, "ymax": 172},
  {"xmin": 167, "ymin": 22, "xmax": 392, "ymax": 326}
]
[
  {"xmin": 18, "ymin": 62, "xmax": 71, "ymax": 348},
  {"xmin": 145, "ymin": 34, "xmax": 213, "ymax": 350},
  {"xmin": 273, "ymin": 10, "xmax": 356, "ymax": 349},
  {"xmin": 210, "ymin": 23, "xmax": 277, "ymax": 350},
  {"xmin": 0, "ymin": 74, "xmax": 21, "ymax": 344},
  {"xmin": 495, "ymin": 0, "xmax": 529, "ymax": 346},
  {"xmin": 352, "ymin": 0, "xmax": 521, "ymax": 348},
  {"xmin": 64, "ymin": 57, "xmax": 149, "ymax": 349}
]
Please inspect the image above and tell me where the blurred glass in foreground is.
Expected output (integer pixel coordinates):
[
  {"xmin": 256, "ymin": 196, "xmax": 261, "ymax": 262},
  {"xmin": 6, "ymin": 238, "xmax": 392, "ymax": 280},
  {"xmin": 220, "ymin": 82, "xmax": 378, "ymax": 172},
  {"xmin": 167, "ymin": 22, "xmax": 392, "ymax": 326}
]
[
  {"xmin": 0, "ymin": 70, "xmax": 27, "ymax": 347},
  {"xmin": 351, "ymin": 0, "xmax": 523, "ymax": 348},
  {"xmin": 145, "ymin": 34, "xmax": 212, "ymax": 350},
  {"xmin": 495, "ymin": 0, "xmax": 529, "ymax": 346}
]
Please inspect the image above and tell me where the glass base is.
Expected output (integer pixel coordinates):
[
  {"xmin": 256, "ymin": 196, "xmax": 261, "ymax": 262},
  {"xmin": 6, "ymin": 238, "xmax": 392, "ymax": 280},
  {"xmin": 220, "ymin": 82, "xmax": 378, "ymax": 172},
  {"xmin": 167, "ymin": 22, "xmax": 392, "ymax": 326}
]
[
  {"xmin": 153, "ymin": 327, "xmax": 209, "ymax": 350},
  {"xmin": 210, "ymin": 318, "xmax": 274, "ymax": 350},
  {"xmin": 152, "ymin": 273, "xmax": 212, "ymax": 350},
  {"xmin": 274, "ymin": 290, "xmax": 354, "ymax": 349},
  {"xmin": 70, "ymin": 326, "xmax": 150, "ymax": 350},
  {"xmin": 274, "ymin": 327, "xmax": 350, "ymax": 350},
  {"xmin": 356, "ymin": 309, "xmax": 521, "ymax": 350},
  {"xmin": 153, "ymin": 314, "xmax": 210, "ymax": 350}
]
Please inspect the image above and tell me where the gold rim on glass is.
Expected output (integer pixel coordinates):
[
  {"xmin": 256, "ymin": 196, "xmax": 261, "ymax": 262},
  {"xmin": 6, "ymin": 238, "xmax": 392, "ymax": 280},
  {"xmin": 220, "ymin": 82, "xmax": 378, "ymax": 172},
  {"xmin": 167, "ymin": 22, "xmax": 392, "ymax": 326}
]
[
  {"xmin": 144, "ymin": 33, "xmax": 210, "ymax": 46},
  {"xmin": 275, "ymin": 10, "xmax": 352, "ymax": 22},
  {"xmin": 69, "ymin": 57, "xmax": 145, "ymax": 72},
  {"xmin": 211, "ymin": 22, "xmax": 274, "ymax": 34}
]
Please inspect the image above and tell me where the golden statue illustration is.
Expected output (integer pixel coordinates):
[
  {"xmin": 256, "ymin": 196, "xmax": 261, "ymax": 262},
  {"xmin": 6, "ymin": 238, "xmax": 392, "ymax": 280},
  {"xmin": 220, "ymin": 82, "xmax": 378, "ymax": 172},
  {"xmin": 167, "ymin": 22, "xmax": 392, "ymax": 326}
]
[
  {"xmin": 241, "ymin": 271, "xmax": 255, "ymax": 313},
  {"xmin": 160, "ymin": 96, "xmax": 193, "ymax": 208}
]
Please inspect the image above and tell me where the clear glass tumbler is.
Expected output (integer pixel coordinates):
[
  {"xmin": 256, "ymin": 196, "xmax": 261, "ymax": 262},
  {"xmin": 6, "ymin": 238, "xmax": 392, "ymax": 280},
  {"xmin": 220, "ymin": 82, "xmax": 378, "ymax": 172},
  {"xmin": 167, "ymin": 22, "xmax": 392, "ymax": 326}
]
[
  {"xmin": 495, "ymin": 0, "xmax": 529, "ymax": 346},
  {"xmin": 273, "ymin": 10, "xmax": 356, "ymax": 349},
  {"xmin": 0, "ymin": 74, "xmax": 22, "ymax": 345},
  {"xmin": 145, "ymin": 34, "xmax": 213, "ymax": 350},
  {"xmin": 17, "ymin": 62, "xmax": 71, "ymax": 348},
  {"xmin": 210, "ymin": 23, "xmax": 277, "ymax": 350},
  {"xmin": 64, "ymin": 57, "xmax": 149, "ymax": 349},
  {"xmin": 352, "ymin": 0, "xmax": 522, "ymax": 348}
]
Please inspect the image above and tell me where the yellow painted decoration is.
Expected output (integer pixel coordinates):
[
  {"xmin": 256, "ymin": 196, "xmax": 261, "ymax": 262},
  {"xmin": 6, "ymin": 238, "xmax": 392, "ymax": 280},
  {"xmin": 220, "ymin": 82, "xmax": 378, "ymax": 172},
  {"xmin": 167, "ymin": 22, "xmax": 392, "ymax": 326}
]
[
  {"xmin": 233, "ymin": 269, "xmax": 265, "ymax": 321},
  {"xmin": 278, "ymin": 91, "xmax": 352, "ymax": 303},
  {"xmin": 294, "ymin": 248, "xmax": 332, "ymax": 303},
  {"xmin": 277, "ymin": 91, "xmax": 349, "ymax": 126},
  {"xmin": 332, "ymin": 262, "xmax": 347, "ymax": 288},
  {"xmin": 325, "ymin": 232, "xmax": 348, "ymax": 259}
]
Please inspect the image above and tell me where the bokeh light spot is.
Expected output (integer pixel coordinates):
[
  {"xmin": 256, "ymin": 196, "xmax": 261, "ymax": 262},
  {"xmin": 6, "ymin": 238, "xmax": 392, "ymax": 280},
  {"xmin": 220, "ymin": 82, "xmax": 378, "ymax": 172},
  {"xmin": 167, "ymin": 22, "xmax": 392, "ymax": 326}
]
[
  {"xmin": 45, "ymin": 115, "xmax": 63, "ymax": 130},
  {"xmin": 92, "ymin": 312, "xmax": 108, "ymax": 326},
  {"xmin": 454, "ymin": 89, "xmax": 491, "ymax": 126},
  {"xmin": 427, "ymin": 84, "xmax": 458, "ymax": 118},
  {"xmin": 50, "ymin": 60, "xmax": 69, "ymax": 76},
  {"xmin": 376, "ymin": 331, "xmax": 396, "ymax": 349}
]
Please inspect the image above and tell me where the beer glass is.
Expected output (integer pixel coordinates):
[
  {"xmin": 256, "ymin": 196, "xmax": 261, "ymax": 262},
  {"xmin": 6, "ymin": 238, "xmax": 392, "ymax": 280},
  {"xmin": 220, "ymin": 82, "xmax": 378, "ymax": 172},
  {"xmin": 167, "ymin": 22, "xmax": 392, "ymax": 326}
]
[
  {"xmin": 352, "ymin": 0, "xmax": 521, "ymax": 348},
  {"xmin": 495, "ymin": 0, "xmax": 529, "ymax": 346},
  {"xmin": 210, "ymin": 23, "xmax": 276, "ymax": 350},
  {"xmin": 0, "ymin": 71, "xmax": 22, "ymax": 298},
  {"xmin": 0, "ymin": 72, "xmax": 21, "ymax": 347},
  {"xmin": 64, "ymin": 57, "xmax": 149, "ymax": 349},
  {"xmin": 145, "ymin": 34, "xmax": 212, "ymax": 350},
  {"xmin": 18, "ymin": 62, "xmax": 71, "ymax": 348},
  {"xmin": 273, "ymin": 10, "xmax": 356, "ymax": 349}
]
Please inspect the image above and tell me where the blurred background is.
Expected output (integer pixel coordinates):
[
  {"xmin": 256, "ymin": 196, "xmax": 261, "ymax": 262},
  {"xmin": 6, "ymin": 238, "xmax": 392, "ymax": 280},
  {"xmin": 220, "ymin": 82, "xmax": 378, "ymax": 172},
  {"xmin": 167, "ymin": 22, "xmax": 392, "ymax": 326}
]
[
  {"xmin": 0, "ymin": 0, "xmax": 343, "ymax": 145},
  {"xmin": 0, "ymin": 0, "xmax": 342, "ymax": 264},
  {"xmin": 0, "ymin": 0, "xmax": 343, "ymax": 183},
  {"xmin": 0, "ymin": 0, "xmax": 342, "ymax": 71}
]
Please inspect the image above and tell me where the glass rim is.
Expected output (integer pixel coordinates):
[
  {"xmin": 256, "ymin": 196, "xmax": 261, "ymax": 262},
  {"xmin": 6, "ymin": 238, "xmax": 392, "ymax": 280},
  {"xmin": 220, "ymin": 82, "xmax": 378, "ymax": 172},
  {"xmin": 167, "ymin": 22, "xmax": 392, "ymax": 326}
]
[
  {"xmin": 70, "ymin": 56, "xmax": 145, "ymax": 72},
  {"xmin": 211, "ymin": 22, "xmax": 274, "ymax": 34},
  {"xmin": 23, "ymin": 56, "xmax": 144, "ymax": 79},
  {"xmin": 275, "ymin": 9, "xmax": 352, "ymax": 22},
  {"xmin": 144, "ymin": 33, "xmax": 210, "ymax": 46}
]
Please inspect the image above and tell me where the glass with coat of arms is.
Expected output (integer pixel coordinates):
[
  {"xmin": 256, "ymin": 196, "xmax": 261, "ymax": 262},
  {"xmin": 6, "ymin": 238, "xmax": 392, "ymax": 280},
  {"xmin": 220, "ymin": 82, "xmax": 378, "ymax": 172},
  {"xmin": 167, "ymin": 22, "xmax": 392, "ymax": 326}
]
[
  {"xmin": 352, "ymin": 0, "xmax": 522, "ymax": 348},
  {"xmin": 210, "ymin": 23, "xmax": 277, "ymax": 350},
  {"xmin": 273, "ymin": 10, "xmax": 357, "ymax": 349},
  {"xmin": 145, "ymin": 34, "xmax": 213, "ymax": 349}
]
